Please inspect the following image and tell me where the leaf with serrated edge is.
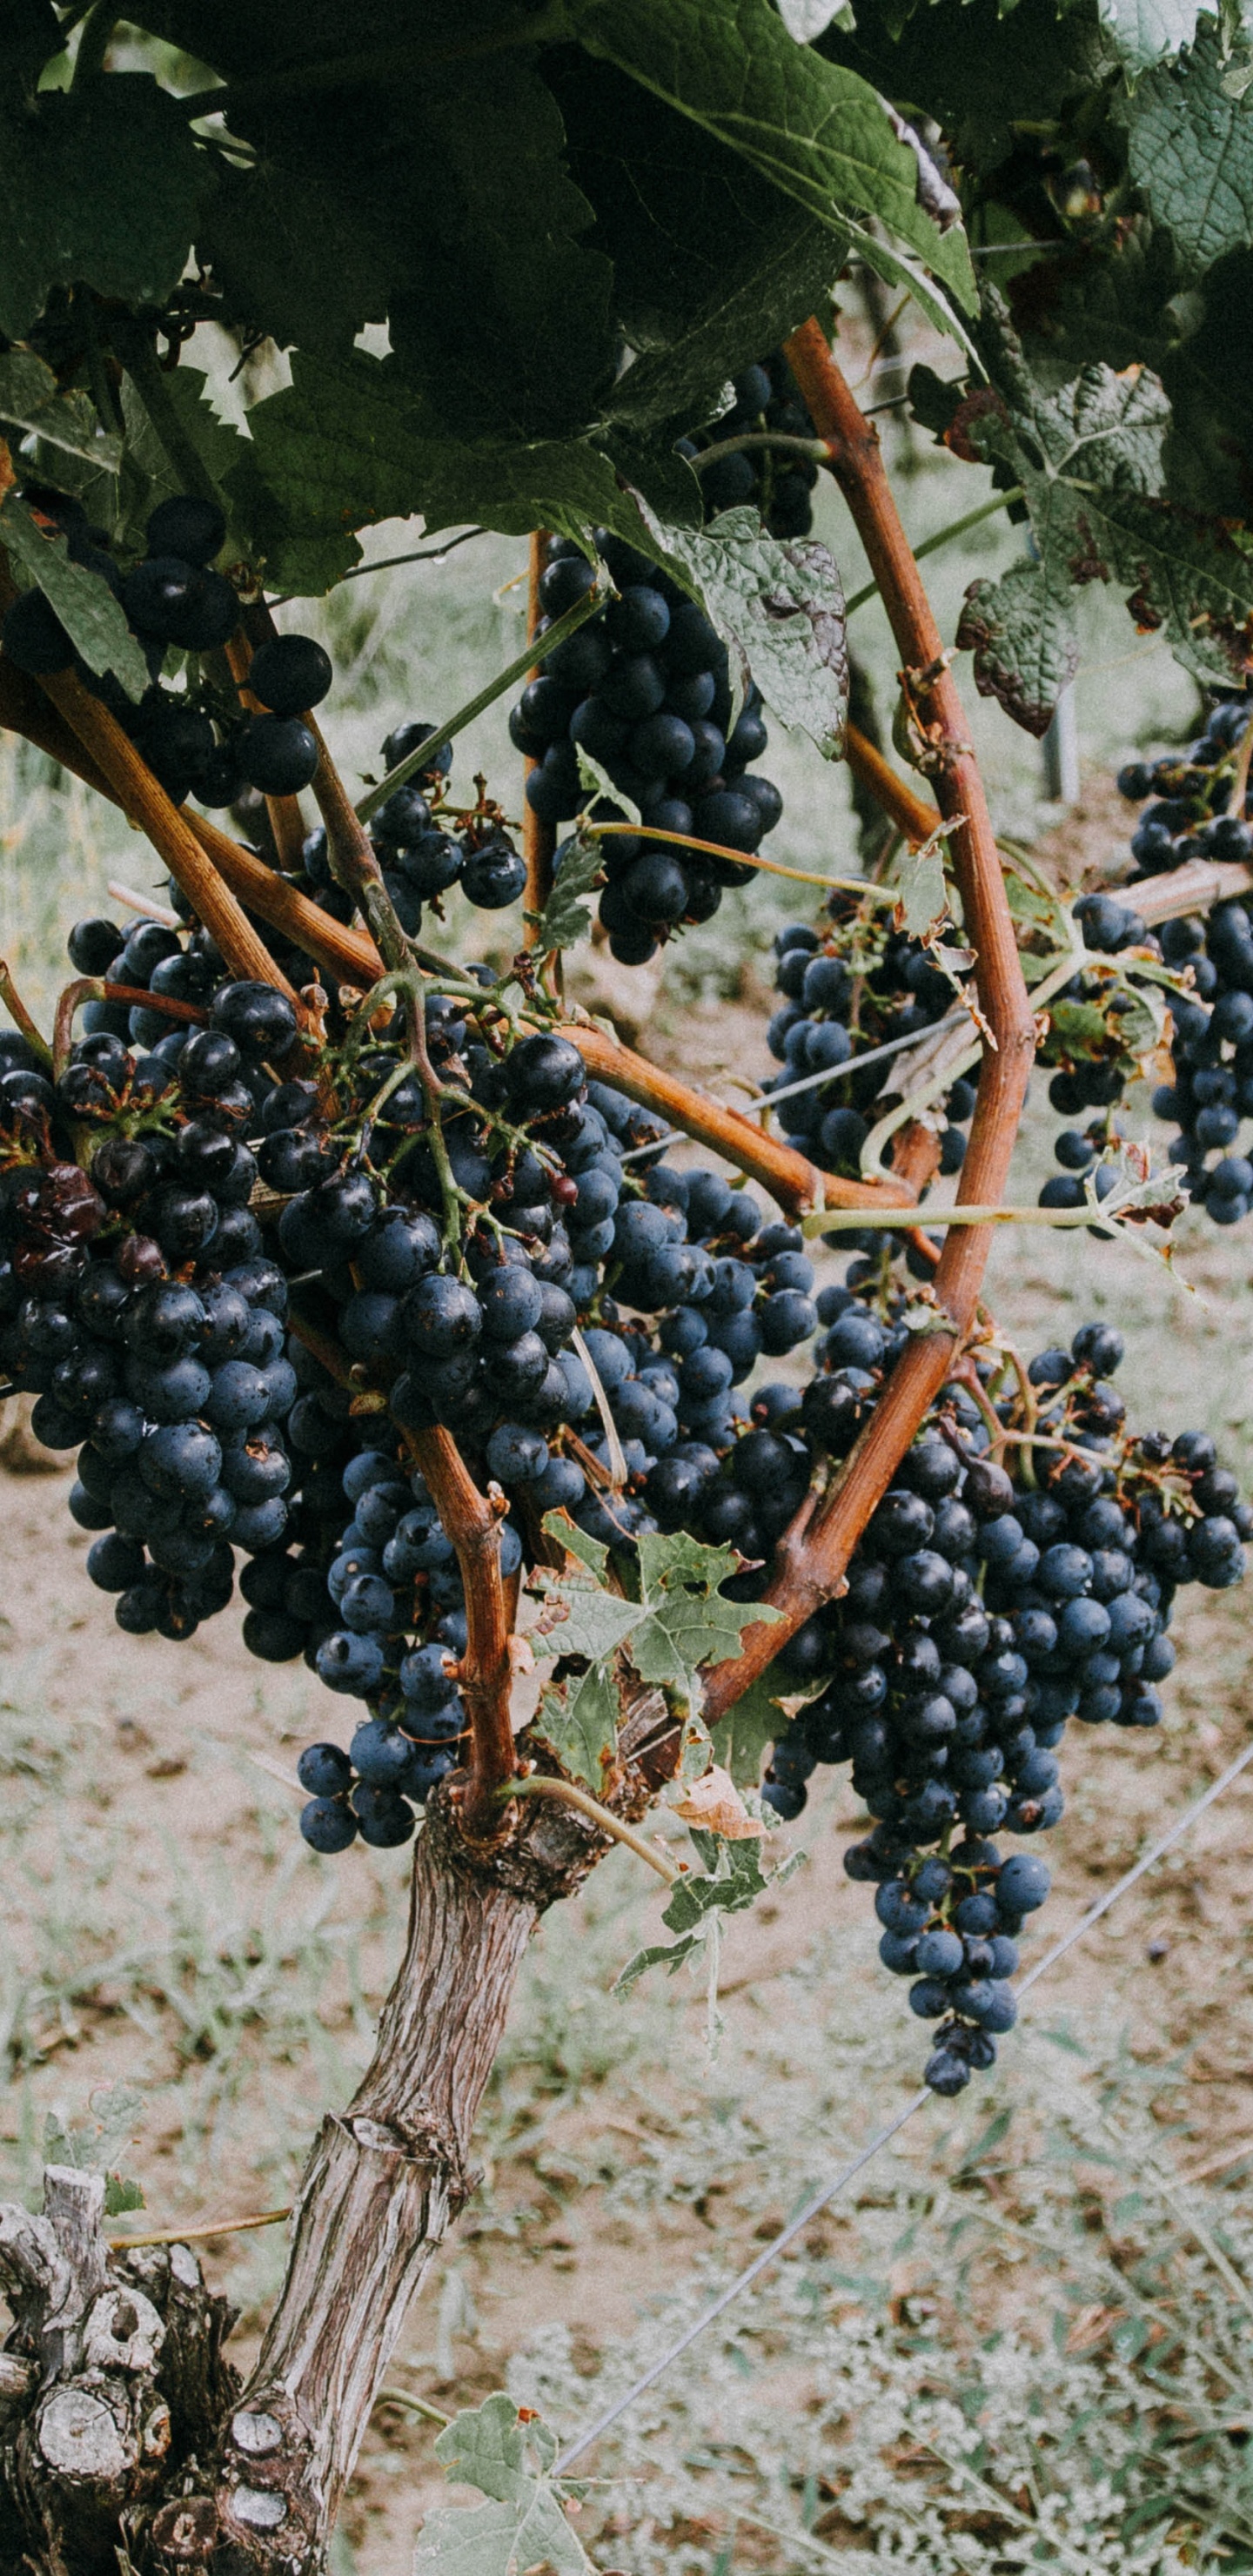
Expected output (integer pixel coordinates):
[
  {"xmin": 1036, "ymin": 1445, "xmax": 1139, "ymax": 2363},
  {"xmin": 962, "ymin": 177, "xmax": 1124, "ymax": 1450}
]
[
  {"xmin": 1098, "ymin": 0, "xmax": 1205, "ymax": 75},
  {"xmin": 574, "ymin": 743, "xmax": 642, "ymax": 828},
  {"xmin": 416, "ymin": 2395, "xmax": 592, "ymax": 2576},
  {"xmin": 629, "ymin": 1528, "xmax": 779, "ymax": 1709},
  {"xmin": 531, "ymin": 1571, "xmax": 643, "ymax": 1667},
  {"xmin": 534, "ymin": 1665, "xmax": 620, "ymax": 1791},
  {"xmin": 0, "ymin": 80, "xmax": 210, "ymax": 341},
  {"xmin": 0, "ymin": 353, "xmax": 119, "ymax": 472},
  {"xmin": 661, "ymin": 1835, "xmax": 769, "ymax": 1934},
  {"xmin": 632, "ymin": 498, "xmax": 848, "ymax": 755},
  {"xmin": 956, "ymin": 559, "xmax": 1080, "ymax": 740},
  {"xmin": 566, "ymin": 0, "xmax": 975, "ymax": 307},
  {"xmin": 540, "ymin": 1508, "xmax": 613, "ymax": 1583},
  {"xmin": 0, "ymin": 498, "xmax": 147, "ymax": 699},
  {"xmin": 615, "ymin": 1932, "xmax": 705, "ymax": 1993},
  {"xmin": 971, "ymin": 298, "xmax": 1253, "ymax": 690},
  {"xmin": 529, "ymin": 823, "xmax": 606, "ymax": 953},
  {"xmin": 238, "ymin": 346, "xmax": 678, "ymax": 597},
  {"xmin": 636, "ymin": 1531, "xmax": 741, "ymax": 1596},
  {"xmin": 606, "ymin": 206, "xmax": 844, "ymax": 436}
]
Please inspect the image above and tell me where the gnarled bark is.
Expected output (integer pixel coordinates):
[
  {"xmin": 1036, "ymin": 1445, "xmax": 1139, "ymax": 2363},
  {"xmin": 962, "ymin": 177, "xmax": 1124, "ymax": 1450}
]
[{"xmin": 0, "ymin": 1708, "xmax": 667, "ymax": 2575}]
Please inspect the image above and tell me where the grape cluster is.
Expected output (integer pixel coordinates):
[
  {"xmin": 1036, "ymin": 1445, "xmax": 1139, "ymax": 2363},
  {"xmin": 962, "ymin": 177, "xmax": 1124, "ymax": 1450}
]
[
  {"xmin": 1037, "ymin": 692, "xmax": 1253, "ymax": 1225},
  {"xmin": 0, "ymin": 969, "xmax": 304, "ymax": 1644},
  {"xmin": 283, "ymin": 1100, "xmax": 823, "ymax": 1850},
  {"xmin": 0, "ymin": 490, "xmax": 333, "ymax": 804},
  {"xmin": 512, "ymin": 530, "xmax": 784, "ymax": 964},
  {"xmin": 759, "ymin": 1307, "xmax": 1250, "ymax": 2093},
  {"xmin": 300, "ymin": 720, "xmax": 528, "ymax": 939},
  {"xmin": 0, "ymin": 483, "xmax": 534, "ymax": 936},
  {"xmin": 765, "ymin": 911, "xmax": 975, "ymax": 1178},
  {"xmin": 511, "ymin": 350, "xmax": 818, "ymax": 967},
  {"xmin": 677, "ymin": 352, "xmax": 820, "ymax": 540}
]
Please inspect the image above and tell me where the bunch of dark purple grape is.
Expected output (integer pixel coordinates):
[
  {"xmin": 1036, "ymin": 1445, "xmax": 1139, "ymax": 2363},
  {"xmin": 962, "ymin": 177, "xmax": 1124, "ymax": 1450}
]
[
  {"xmin": 765, "ymin": 910, "xmax": 975, "ymax": 1179},
  {"xmin": 508, "ymin": 350, "xmax": 819, "ymax": 966},
  {"xmin": 0, "ymin": 489, "xmax": 332, "ymax": 803},
  {"xmin": 677, "ymin": 352, "xmax": 821, "ymax": 539},
  {"xmin": 512, "ymin": 532, "xmax": 783, "ymax": 964},
  {"xmin": 755, "ymin": 1298, "xmax": 1249, "ymax": 2093},
  {"xmin": 0, "ymin": 888, "xmax": 828, "ymax": 1855},
  {"xmin": 1041, "ymin": 691, "xmax": 1253, "ymax": 1226}
]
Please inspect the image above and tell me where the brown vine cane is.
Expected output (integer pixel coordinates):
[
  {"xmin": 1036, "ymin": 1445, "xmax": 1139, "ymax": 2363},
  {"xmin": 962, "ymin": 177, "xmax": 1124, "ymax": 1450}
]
[
  {"xmin": 702, "ymin": 323, "xmax": 1037, "ymax": 1724},
  {"xmin": 0, "ymin": 660, "xmax": 929, "ymax": 1228},
  {"xmin": 224, "ymin": 627, "xmax": 310, "ymax": 874}
]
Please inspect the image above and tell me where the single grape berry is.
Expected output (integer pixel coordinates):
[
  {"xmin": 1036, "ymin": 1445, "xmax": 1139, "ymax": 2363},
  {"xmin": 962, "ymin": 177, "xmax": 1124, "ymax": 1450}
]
[
  {"xmin": 144, "ymin": 494, "xmax": 227, "ymax": 565},
  {"xmin": 246, "ymin": 633, "xmax": 333, "ymax": 717}
]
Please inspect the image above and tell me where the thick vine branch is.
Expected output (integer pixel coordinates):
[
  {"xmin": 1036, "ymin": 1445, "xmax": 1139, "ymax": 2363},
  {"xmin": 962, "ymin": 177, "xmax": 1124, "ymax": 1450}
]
[
  {"xmin": 702, "ymin": 322, "xmax": 1036, "ymax": 1723},
  {"xmin": 224, "ymin": 630, "xmax": 309, "ymax": 873},
  {"xmin": 406, "ymin": 1426, "xmax": 514, "ymax": 1841},
  {"xmin": 37, "ymin": 666, "xmax": 307, "ymax": 1010},
  {"xmin": 845, "ymin": 719, "xmax": 936, "ymax": 848},
  {"xmin": 559, "ymin": 1016, "xmax": 917, "ymax": 1218}
]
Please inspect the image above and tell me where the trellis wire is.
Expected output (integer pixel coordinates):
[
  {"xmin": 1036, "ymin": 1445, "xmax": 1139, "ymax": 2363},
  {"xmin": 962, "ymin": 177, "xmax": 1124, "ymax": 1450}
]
[
  {"xmin": 554, "ymin": 1732, "xmax": 1253, "ymax": 2472},
  {"xmin": 615, "ymin": 1010, "xmax": 969, "ymax": 1168}
]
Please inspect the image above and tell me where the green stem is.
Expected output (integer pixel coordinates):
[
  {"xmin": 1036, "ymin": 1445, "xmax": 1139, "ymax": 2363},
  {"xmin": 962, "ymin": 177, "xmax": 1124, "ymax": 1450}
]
[
  {"xmin": 500, "ymin": 1775, "xmax": 680, "ymax": 1882},
  {"xmin": 355, "ymin": 582, "xmax": 606, "ymax": 824},
  {"xmin": 374, "ymin": 2390, "xmax": 452, "ymax": 2428},
  {"xmin": 844, "ymin": 486, "xmax": 1026, "ymax": 619},
  {"xmin": 586, "ymin": 818, "xmax": 904, "ymax": 901},
  {"xmin": 688, "ymin": 432, "xmax": 830, "ymax": 473}
]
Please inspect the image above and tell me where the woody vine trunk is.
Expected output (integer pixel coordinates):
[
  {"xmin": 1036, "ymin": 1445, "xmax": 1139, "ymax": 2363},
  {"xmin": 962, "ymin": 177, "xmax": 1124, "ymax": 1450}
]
[{"xmin": 0, "ymin": 330, "xmax": 1032, "ymax": 2575}]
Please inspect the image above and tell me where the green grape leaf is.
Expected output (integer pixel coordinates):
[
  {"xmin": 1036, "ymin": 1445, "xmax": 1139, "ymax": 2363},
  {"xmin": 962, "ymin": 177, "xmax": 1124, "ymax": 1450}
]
[
  {"xmin": 614, "ymin": 1930, "xmax": 706, "ymax": 1992},
  {"xmin": 535, "ymin": 1664, "xmax": 621, "ymax": 1794},
  {"xmin": 103, "ymin": 2173, "xmax": 145, "ymax": 2217},
  {"xmin": 1122, "ymin": 21, "xmax": 1253, "ymax": 281},
  {"xmin": 0, "ymin": 496, "xmax": 148, "ymax": 700},
  {"xmin": 392, "ymin": 55, "xmax": 616, "ymax": 440},
  {"xmin": 527, "ymin": 1525, "xmax": 777, "ymax": 1785},
  {"xmin": 574, "ymin": 745, "xmax": 640, "ymax": 828},
  {"xmin": 615, "ymin": 1831, "xmax": 802, "ymax": 2001},
  {"xmin": 566, "ymin": 0, "xmax": 976, "ymax": 312},
  {"xmin": 526, "ymin": 818, "xmax": 607, "ymax": 955},
  {"xmin": 956, "ymin": 560, "xmax": 1081, "ymax": 740},
  {"xmin": 1097, "ymin": 0, "xmax": 1208, "ymax": 76},
  {"xmin": 661, "ymin": 1829, "xmax": 769, "ymax": 1933},
  {"xmin": 237, "ymin": 347, "xmax": 666, "ymax": 595},
  {"xmin": 0, "ymin": 352, "xmax": 119, "ymax": 474},
  {"xmin": 716, "ymin": 1670, "xmax": 795, "ymax": 1788},
  {"xmin": 540, "ymin": 1509, "xmax": 612, "ymax": 1584},
  {"xmin": 0, "ymin": 77, "xmax": 211, "ymax": 339},
  {"xmin": 967, "ymin": 296, "xmax": 1253, "ymax": 697},
  {"xmin": 1045, "ymin": 995, "xmax": 1122, "ymax": 1058},
  {"xmin": 532, "ymin": 1571, "xmax": 644, "ymax": 1668},
  {"xmin": 633, "ymin": 500, "xmax": 848, "ymax": 755},
  {"xmin": 605, "ymin": 205, "xmax": 845, "ymax": 435},
  {"xmin": 628, "ymin": 1530, "xmax": 779, "ymax": 1710},
  {"xmin": 415, "ymin": 2395, "xmax": 592, "ymax": 2576}
]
